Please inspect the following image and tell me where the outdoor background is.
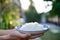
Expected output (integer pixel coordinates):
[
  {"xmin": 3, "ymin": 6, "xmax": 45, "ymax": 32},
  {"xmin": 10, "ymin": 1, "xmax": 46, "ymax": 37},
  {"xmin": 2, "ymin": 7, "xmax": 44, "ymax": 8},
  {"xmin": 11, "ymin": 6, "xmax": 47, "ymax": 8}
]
[{"xmin": 0, "ymin": 0, "xmax": 60, "ymax": 40}]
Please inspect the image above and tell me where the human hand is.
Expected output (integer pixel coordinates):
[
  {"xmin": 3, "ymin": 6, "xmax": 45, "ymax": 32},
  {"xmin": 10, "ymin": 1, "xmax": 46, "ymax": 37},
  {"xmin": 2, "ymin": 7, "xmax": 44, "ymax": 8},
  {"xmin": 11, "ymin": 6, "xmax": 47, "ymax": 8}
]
[
  {"xmin": 29, "ymin": 33, "xmax": 44, "ymax": 39},
  {"xmin": 8, "ymin": 29, "xmax": 44, "ymax": 40},
  {"xmin": 6, "ymin": 29, "xmax": 31, "ymax": 40},
  {"xmin": 0, "ymin": 29, "xmax": 44, "ymax": 40},
  {"xmin": 0, "ymin": 29, "xmax": 31, "ymax": 40}
]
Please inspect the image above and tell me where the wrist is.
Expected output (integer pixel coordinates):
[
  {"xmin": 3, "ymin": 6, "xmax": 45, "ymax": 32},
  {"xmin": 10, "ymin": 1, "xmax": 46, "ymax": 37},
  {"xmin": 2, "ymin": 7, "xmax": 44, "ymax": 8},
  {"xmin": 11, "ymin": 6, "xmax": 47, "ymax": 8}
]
[{"xmin": 9, "ymin": 29, "xmax": 20, "ymax": 36}]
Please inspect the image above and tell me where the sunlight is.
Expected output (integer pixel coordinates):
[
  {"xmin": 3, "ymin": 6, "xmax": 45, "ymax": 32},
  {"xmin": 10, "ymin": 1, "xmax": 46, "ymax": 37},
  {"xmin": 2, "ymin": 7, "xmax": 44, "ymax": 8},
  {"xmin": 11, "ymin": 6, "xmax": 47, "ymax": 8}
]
[
  {"xmin": 32, "ymin": 0, "xmax": 45, "ymax": 13},
  {"xmin": 20, "ymin": 0, "xmax": 30, "ymax": 10},
  {"xmin": 20, "ymin": 0, "xmax": 52, "ymax": 13},
  {"xmin": 10, "ymin": 21, "xmax": 13, "ymax": 24},
  {"xmin": 32, "ymin": 0, "xmax": 52, "ymax": 13}
]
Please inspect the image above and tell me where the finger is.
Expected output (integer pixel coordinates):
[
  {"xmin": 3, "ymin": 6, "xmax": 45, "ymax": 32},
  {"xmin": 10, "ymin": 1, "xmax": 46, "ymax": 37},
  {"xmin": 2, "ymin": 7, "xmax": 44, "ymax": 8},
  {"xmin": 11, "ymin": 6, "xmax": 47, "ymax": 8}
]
[
  {"xmin": 20, "ymin": 38, "xmax": 29, "ymax": 40},
  {"xmin": 18, "ymin": 33, "xmax": 31, "ymax": 38},
  {"xmin": 15, "ymin": 31, "xmax": 31, "ymax": 38},
  {"xmin": 6, "ymin": 35, "xmax": 20, "ymax": 40},
  {"xmin": 30, "ymin": 34, "xmax": 43, "ymax": 39},
  {"xmin": 31, "ymin": 33, "xmax": 43, "ymax": 36},
  {"xmin": 7, "ymin": 34, "xmax": 23, "ymax": 40},
  {"xmin": 30, "ymin": 33, "xmax": 44, "ymax": 39}
]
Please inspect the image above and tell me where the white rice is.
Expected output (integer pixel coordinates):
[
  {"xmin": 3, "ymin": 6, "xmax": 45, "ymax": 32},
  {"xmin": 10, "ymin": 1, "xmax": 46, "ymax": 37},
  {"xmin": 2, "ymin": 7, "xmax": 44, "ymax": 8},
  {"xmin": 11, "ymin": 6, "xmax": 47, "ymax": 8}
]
[{"xmin": 20, "ymin": 22, "xmax": 44, "ymax": 31}]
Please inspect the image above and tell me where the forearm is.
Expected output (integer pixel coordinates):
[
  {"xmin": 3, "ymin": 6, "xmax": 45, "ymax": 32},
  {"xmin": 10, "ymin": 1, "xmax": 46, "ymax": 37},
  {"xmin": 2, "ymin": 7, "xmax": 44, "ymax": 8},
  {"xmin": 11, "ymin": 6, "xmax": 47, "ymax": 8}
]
[
  {"xmin": 0, "ymin": 29, "xmax": 16, "ymax": 36},
  {"xmin": 0, "ymin": 29, "xmax": 17, "ymax": 40},
  {"xmin": 0, "ymin": 36, "xmax": 5, "ymax": 40},
  {"xmin": 0, "ymin": 35, "xmax": 9, "ymax": 40}
]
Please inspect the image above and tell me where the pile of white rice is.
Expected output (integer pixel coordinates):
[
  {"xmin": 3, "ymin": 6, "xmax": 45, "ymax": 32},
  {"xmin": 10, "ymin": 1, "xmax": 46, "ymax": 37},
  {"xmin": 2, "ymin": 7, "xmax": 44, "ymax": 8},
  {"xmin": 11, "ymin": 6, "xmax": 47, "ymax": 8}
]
[{"xmin": 20, "ymin": 22, "xmax": 44, "ymax": 31}]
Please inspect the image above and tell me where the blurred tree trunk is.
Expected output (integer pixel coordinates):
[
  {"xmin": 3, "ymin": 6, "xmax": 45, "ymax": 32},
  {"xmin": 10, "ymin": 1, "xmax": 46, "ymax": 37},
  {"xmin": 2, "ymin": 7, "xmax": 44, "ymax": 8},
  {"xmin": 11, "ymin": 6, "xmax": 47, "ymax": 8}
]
[{"xmin": 16, "ymin": 0, "xmax": 26, "ymax": 21}]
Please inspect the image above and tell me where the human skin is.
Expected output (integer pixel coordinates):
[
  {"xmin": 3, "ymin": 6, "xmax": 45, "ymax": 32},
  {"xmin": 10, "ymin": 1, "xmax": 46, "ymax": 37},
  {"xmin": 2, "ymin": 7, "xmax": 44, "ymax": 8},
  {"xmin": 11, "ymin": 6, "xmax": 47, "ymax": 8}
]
[{"xmin": 0, "ymin": 29, "xmax": 44, "ymax": 40}]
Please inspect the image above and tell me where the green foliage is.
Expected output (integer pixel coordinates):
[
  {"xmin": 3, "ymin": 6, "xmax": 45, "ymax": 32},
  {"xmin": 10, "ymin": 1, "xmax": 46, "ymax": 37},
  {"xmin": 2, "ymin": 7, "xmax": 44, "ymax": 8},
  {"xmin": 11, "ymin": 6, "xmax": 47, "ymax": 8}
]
[
  {"xmin": 0, "ymin": 0, "xmax": 5, "ymax": 3},
  {"xmin": 56, "ymin": 0, "xmax": 60, "ymax": 2},
  {"xmin": 25, "ymin": 5, "xmax": 41, "ymax": 23},
  {"xmin": 44, "ymin": 0, "xmax": 52, "ymax": 1},
  {"xmin": 1, "ymin": 3, "xmax": 19, "ymax": 29},
  {"xmin": 48, "ymin": 0, "xmax": 60, "ymax": 17},
  {"xmin": 41, "ymin": 31, "xmax": 60, "ymax": 40}
]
